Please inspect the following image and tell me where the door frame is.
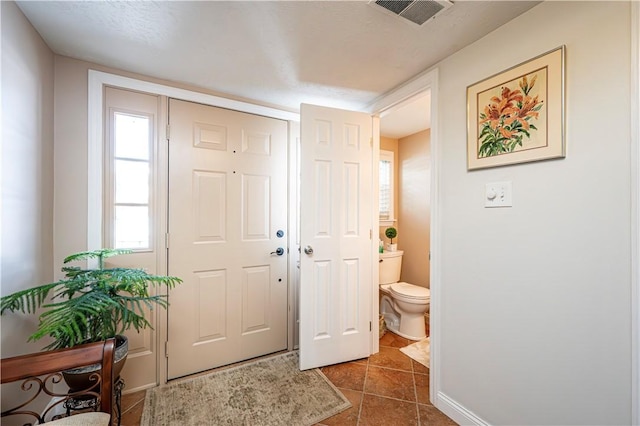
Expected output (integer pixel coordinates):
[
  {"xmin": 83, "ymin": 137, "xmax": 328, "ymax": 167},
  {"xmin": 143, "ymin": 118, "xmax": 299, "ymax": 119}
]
[
  {"xmin": 87, "ymin": 70, "xmax": 299, "ymax": 388},
  {"xmin": 368, "ymin": 68, "xmax": 441, "ymax": 406},
  {"xmin": 631, "ymin": 3, "xmax": 639, "ymax": 423}
]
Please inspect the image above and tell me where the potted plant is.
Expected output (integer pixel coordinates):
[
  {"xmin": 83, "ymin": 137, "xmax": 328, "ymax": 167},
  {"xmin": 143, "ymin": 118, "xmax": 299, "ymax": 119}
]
[
  {"xmin": 385, "ymin": 227, "xmax": 398, "ymax": 251},
  {"xmin": 0, "ymin": 248, "xmax": 182, "ymax": 390}
]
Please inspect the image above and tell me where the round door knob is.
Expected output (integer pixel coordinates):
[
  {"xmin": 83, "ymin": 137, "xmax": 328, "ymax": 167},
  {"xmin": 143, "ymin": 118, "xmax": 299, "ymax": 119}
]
[{"xmin": 303, "ymin": 245, "xmax": 313, "ymax": 255}]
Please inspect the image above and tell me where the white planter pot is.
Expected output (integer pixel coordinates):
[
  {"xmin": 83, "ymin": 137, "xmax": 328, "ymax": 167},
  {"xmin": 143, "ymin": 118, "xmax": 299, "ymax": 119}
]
[{"xmin": 387, "ymin": 243, "xmax": 397, "ymax": 252}]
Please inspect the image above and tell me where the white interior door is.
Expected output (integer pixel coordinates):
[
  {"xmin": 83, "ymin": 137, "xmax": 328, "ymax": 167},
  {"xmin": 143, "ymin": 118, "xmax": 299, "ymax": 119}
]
[
  {"xmin": 299, "ymin": 103, "xmax": 373, "ymax": 370},
  {"xmin": 167, "ymin": 99, "xmax": 288, "ymax": 379}
]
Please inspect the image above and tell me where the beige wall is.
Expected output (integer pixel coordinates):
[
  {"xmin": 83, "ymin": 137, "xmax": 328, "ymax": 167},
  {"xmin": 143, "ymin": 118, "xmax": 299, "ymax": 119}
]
[
  {"xmin": 398, "ymin": 129, "xmax": 430, "ymax": 287},
  {"xmin": 379, "ymin": 136, "xmax": 399, "ymax": 245},
  {"xmin": 1, "ymin": 1, "xmax": 55, "ymax": 356},
  {"xmin": 436, "ymin": 2, "xmax": 632, "ymax": 424},
  {"xmin": 53, "ymin": 57, "xmax": 90, "ymax": 272}
]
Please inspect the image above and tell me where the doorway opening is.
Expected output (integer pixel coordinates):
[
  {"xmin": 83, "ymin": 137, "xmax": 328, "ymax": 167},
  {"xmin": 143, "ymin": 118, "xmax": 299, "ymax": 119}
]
[
  {"xmin": 378, "ymin": 92, "xmax": 432, "ymax": 291},
  {"xmin": 374, "ymin": 85, "xmax": 438, "ymax": 407}
]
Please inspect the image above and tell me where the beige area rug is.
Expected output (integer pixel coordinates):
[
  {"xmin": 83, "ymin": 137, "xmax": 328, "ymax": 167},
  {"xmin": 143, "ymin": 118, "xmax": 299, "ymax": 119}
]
[
  {"xmin": 400, "ymin": 337, "xmax": 430, "ymax": 368},
  {"xmin": 141, "ymin": 351, "xmax": 350, "ymax": 426}
]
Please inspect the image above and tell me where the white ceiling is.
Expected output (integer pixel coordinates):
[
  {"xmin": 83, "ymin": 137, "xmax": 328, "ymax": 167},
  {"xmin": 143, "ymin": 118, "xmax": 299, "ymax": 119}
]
[{"xmin": 17, "ymin": 0, "xmax": 540, "ymax": 136}]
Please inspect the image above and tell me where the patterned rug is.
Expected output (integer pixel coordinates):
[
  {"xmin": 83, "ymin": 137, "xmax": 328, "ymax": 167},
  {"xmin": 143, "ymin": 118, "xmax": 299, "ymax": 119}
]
[
  {"xmin": 141, "ymin": 351, "xmax": 350, "ymax": 425},
  {"xmin": 400, "ymin": 337, "xmax": 430, "ymax": 368}
]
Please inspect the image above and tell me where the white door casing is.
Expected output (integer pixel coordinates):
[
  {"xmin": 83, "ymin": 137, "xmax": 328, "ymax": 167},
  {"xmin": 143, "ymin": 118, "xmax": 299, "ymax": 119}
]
[
  {"xmin": 167, "ymin": 99, "xmax": 288, "ymax": 379},
  {"xmin": 299, "ymin": 104, "xmax": 374, "ymax": 370}
]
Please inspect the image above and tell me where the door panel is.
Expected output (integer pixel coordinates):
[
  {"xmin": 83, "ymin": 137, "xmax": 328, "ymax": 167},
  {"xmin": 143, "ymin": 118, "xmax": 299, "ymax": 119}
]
[
  {"xmin": 299, "ymin": 104, "xmax": 373, "ymax": 370},
  {"xmin": 167, "ymin": 99, "xmax": 288, "ymax": 379},
  {"xmin": 193, "ymin": 170, "xmax": 226, "ymax": 242},
  {"xmin": 241, "ymin": 265, "xmax": 271, "ymax": 333}
]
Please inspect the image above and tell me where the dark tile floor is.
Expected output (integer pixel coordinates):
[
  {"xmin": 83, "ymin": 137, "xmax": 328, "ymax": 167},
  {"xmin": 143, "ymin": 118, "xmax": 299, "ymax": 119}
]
[
  {"xmin": 314, "ymin": 331, "xmax": 455, "ymax": 426},
  {"xmin": 120, "ymin": 320, "xmax": 456, "ymax": 425}
]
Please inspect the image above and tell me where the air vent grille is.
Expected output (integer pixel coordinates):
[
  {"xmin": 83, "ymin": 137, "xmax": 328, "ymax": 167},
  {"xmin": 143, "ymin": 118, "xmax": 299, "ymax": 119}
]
[
  {"xmin": 373, "ymin": 0, "xmax": 453, "ymax": 25},
  {"xmin": 375, "ymin": 0, "xmax": 413, "ymax": 15}
]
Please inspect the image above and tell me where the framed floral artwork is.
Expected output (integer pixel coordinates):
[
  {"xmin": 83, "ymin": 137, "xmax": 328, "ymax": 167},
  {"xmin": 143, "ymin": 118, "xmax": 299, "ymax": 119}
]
[{"xmin": 467, "ymin": 46, "xmax": 565, "ymax": 170}]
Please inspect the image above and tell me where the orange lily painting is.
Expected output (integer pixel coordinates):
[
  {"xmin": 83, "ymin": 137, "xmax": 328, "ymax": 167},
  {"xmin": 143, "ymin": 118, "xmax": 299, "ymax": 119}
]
[
  {"xmin": 467, "ymin": 46, "xmax": 565, "ymax": 170},
  {"xmin": 477, "ymin": 70, "xmax": 547, "ymax": 158}
]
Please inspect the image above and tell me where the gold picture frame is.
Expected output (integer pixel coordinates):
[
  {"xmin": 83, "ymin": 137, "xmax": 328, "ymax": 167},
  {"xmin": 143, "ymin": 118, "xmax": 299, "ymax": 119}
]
[{"xmin": 467, "ymin": 46, "xmax": 565, "ymax": 170}]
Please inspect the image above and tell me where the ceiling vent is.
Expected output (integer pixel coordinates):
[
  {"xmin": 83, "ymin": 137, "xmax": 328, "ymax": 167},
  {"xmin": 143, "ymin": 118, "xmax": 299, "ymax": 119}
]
[{"xmin": 371, "ymin": 0, "xmax": 453, "ymax": 26}]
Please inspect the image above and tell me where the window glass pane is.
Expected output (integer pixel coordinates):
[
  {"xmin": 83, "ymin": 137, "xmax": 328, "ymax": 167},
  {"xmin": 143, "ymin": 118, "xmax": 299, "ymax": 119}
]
[
  {"xmin": 115, "ymin": 113, "xmax": 149, "ymax": 160},
  {"xmin": 115, "ymin": 160, "xmax": 149, "ymax": 204},
  {"xmin": 114, "ymin": 206, "xmax": 149, "ymax": 249},
  {"xmin": 379, "ymin": 159, "xmax": 391, "ymax": 219}
]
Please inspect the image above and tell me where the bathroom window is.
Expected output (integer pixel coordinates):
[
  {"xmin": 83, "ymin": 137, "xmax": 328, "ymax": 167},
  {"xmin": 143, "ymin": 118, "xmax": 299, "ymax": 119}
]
[{"xmin": 379, "ymin": 150, "xmax": 395, "ymax": 224}]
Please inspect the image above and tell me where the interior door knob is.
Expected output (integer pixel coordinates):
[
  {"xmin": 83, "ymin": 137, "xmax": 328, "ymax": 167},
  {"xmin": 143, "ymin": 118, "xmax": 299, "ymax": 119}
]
[
  {"xmin": 271, "ymin": 247, "xmax": 285, "ymax": 256},
  {"xmin": 303, "ymin": 245, "xmax": 313, "ymax": 255}
]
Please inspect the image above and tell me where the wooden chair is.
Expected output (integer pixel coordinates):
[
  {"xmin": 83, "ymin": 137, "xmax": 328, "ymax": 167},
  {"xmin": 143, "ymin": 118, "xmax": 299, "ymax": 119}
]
[{"xmin": 1, "ymin": 338, "xmax": 115, "ymax": 425}]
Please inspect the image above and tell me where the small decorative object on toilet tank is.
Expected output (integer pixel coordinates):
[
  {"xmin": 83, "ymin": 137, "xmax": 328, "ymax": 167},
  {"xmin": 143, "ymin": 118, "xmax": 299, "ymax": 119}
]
[
  {"xmin": 385, "ymin": 227, "xmax": 397, "ymax": 243},
  {"xmin": 385, "ymin": 227, "xmax": 398, "ymax": 252}
]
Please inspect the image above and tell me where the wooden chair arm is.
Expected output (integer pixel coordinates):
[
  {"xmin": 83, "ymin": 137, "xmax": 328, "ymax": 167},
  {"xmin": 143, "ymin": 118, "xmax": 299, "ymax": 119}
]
[{"xmin": 1, "ymin": 338, "xmax": 115, "ymax": 424}]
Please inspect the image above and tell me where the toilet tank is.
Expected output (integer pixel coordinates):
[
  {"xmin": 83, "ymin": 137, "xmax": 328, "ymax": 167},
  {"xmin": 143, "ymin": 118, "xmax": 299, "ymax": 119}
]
[{"xmin": 379, "ymin": 250, "xmax": 404, "ymax": 285}]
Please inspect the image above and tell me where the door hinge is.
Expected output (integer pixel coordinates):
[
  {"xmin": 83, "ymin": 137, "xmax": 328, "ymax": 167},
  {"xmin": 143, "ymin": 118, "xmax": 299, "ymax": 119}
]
[
  {"xmin": 369, "ymin": 321, "xmax": 372, "ymax": 332},
  {"xmin": 165, "ymin": 233, "xmax": 170, "ymax": 249},
  {"xmin": 165, "ymin": 341, "xmax": 169, "ymax": 358},
  {"xmin": 369, "ymin": 229, "xmax": 372, "ymax": 240},
  {"xmin": 166, "ymin": 124, "xmax": 170, "ymax": 140},
  {"xmin": 370, "ymin": 137, "xmax": 373, "ymax": 147}
]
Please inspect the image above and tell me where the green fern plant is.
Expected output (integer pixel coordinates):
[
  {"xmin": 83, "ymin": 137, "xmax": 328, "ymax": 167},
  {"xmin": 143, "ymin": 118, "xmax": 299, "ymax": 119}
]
[{"xmin": 1, "ymin": 248, "xmax": 182, "ymax": 350}]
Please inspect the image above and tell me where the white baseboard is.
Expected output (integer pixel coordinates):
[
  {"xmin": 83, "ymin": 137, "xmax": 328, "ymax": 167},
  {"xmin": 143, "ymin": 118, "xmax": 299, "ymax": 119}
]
[{"xmin": 435, "ymin": 391, "xmax": 490, "ymax": 426}]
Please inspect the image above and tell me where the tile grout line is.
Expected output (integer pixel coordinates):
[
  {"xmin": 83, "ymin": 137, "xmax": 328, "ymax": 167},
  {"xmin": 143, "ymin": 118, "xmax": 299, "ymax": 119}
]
[
  {"xmin": 411, "ymin": 359, "xmax": 422, "ymax": 425},
  {"xmin": 355, "ymin": 357, "xmax": 369, "ymax": 425},
  {"xmin": 374, "ymin": 342, "xmax": 418, "ymax": 425},
  {"xmin": 120, "ymin": 394, "xmax": 146, "ymax": 416}
]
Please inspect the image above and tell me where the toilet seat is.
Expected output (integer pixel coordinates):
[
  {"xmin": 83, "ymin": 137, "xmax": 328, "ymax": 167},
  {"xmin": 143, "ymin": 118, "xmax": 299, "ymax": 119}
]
[{"xmin": 389, "ymin": 282, "xmax": 430, "ymax": 302}]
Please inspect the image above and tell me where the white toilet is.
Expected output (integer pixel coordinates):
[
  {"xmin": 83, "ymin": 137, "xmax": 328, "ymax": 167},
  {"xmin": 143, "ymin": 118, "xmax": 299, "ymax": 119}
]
[{"xmin": 379, "ymin": 250, "xmax": 430, "ymax": 340}]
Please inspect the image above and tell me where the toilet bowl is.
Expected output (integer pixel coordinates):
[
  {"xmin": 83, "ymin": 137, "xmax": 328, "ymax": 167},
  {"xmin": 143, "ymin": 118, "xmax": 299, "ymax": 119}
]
[{"xmin": 379, "ymin": 251, "xmax": 430, "ymax": 340}]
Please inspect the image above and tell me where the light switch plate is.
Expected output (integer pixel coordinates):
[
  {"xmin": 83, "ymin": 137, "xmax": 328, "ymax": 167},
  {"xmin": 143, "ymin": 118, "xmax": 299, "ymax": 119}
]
[{"xmin": 485, "ymin": 181, "xmax": 512, "ymax": 207}]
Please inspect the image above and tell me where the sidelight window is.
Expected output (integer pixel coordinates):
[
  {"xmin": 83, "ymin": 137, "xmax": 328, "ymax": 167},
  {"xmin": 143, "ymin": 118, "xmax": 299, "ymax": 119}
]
[{"xmin": 106, "ymin": 111, "xmax": 153, "ymax": 250}]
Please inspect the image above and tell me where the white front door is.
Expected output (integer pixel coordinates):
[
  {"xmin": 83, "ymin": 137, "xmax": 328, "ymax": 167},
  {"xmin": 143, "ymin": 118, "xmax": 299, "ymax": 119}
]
[
  {"xmin": 299, "ymin": 104, "xmax": 374, "ymax": 370},
  {"xmin": 167, "ymin": 99, "xmax": 288, "ymax": 379}
]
